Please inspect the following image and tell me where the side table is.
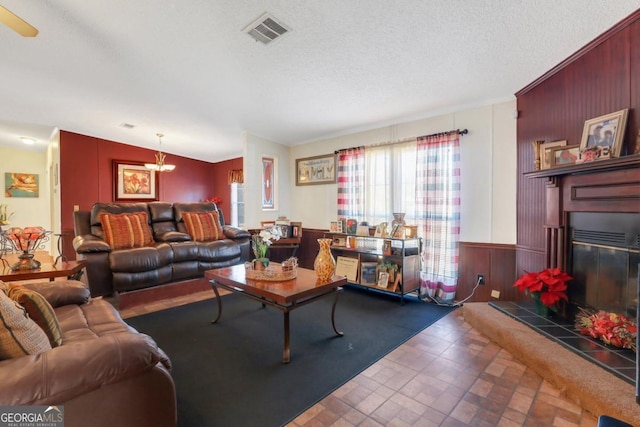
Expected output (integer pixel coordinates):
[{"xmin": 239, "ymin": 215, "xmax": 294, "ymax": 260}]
[{"xmin": 0, "ymin": 260, "xmax": 87, "ymax": 283}]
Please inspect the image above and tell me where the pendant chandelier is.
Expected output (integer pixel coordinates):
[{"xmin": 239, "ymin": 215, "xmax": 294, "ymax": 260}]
[{"xmin": 145, "ymin": 133, "xmax": 175, "ymax": 172}]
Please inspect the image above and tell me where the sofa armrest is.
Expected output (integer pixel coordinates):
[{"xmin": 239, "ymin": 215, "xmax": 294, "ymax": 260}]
[
  {"xmin": 223, "ymin": 225, "xmax": 251, "ymax": 240},
  {"xmin": 20, "ymin": 281, "xmax": 90, "ymax": 308},
  {"xmin": 0, "ymin": 332, "xmax": 170, "ymax": 406},
  {"xmin": 73, "ymin": 234, "xmax": 111, "ymax": 254}
]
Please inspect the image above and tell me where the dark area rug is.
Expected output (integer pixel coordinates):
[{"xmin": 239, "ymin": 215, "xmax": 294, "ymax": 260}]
[{"xmin": 126, "ymin": 286, "xmax": 455, "ymax": 427}]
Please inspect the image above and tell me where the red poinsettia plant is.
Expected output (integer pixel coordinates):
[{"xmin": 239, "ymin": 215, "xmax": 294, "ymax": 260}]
[
  {"xmin": 575, "ymin": 308, "xmax": 637, "ymax": 352},
  {"xmin": 513, "ymin": 268, "xmax": 572, "ymax": 311},
  {"xmin": 205, "ymin": 196, "xmax": 222, "ymax": 205}
]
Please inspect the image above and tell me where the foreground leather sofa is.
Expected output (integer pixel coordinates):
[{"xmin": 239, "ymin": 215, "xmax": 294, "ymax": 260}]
[
  {"xmin": 0, "ymin": 280, "xmax": 176, "ymax": 427},
  {"xmin": 73, "ymin": 201, "xmax": 251, "ymax": 297}
]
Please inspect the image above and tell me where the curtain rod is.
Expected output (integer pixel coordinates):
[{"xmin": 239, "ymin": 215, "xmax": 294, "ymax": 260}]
[{"xmin": 334, "ymin": 128, "xmax": 468, "ymax": 154}]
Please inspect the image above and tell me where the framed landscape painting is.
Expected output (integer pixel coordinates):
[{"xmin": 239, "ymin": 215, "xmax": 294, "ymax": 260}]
[{"xmin": 113, "ymin": 160, "xmax": 159, "ymax": 201}]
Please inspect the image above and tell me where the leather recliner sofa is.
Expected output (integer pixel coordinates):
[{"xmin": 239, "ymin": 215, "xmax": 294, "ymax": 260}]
[
  {"xmin": 0, "ymin": 280, "xmax": 176, "ymax": 427},
  {"xmin": 73, "ymin": 201, "xmax": 251, "ymax": 297}
]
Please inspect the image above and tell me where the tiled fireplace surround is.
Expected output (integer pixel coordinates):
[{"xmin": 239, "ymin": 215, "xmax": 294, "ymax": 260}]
[{"xmin": 523, "ymin": 156, "xmax": 640, "ymax": 388}]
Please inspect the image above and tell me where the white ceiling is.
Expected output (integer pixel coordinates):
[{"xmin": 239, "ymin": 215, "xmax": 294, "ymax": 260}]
[{"xmin": 0, "ymin": 1, "xmax": 638, "ymax": 162}]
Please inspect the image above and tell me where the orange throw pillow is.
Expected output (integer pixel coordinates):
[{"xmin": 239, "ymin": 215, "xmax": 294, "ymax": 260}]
[
  {"xmin": 183, "ymin": 211, "xmax": 224, "ymax": 242},
  {"xmin": 100, "ymin": 212, "xmax": 154, "ymax": 250}
]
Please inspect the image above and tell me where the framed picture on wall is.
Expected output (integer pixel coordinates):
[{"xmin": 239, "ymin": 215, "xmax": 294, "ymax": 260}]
[
  {"xmin": 295, "ymin": 154, "xmax": 336, "ymax": 186},
  {"xmin": 113, "ymin": 160, "xmax": 159, "ymax": 201},
  {"xmin": 5, "ymin": 172, "xmax": 39, "ymax": 198},
  {"xmin": 262, "ymin": 156, "xmax": 276, "ymax": 210}
]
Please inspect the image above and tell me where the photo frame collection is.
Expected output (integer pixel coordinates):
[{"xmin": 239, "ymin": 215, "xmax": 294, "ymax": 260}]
[{"xmin": 533, "ymin": 108, "xmax": 631, "ymax": 169}]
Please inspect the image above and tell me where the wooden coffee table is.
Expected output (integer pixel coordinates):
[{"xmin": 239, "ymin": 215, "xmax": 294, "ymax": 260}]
[
  {"xmin": 205, "ymin": 264, "xmax": 346, "ymax": 363},
  {"xmin": 0, "ymin": 259, "xmax": 87, "ymax": 282}
]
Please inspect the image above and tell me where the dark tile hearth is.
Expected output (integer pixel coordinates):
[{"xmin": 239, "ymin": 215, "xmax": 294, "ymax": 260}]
[{"xmin": 489, "ymin": 300, "xmax": 636, "ymax": 385}]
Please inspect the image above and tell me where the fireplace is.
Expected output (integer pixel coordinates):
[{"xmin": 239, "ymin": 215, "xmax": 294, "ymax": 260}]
[{"xmin": 569, "ymin": 212, "xmax": 640, "ymax": 316}]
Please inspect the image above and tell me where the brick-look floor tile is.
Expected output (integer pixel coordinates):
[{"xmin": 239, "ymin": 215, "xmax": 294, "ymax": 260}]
[
  {"xmin": 449, "ymin": 399, "xmax": 478, "ymax": 424},
  {"xmin": 354, "ymin": 391, "xmax": 387, "ymax": 415},
  {"xmin": 468, "ymin": 378, "xmax": 494, "ymax": 397},
  {"xmin": 507, "ymin": 390, "xmax": 534, "ymax": 414}
]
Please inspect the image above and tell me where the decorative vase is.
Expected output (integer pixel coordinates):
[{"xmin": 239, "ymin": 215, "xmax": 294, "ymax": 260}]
[
  {"xmin": 314, "ymin": 238, "xmax": 336, "ymax": 281},
  {"xmin": 391, "ymin": 213, "xmax": 406, "ymax": 228}
]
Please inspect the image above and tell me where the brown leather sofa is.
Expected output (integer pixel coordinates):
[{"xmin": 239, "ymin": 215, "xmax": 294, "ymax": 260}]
[
  {"xmin": 73, "ymin": 201, "xmax": 251, "ymax": 297},
  {"xmin": 0, "ymin": 280, "xmax": 176, "ymax": 427}
]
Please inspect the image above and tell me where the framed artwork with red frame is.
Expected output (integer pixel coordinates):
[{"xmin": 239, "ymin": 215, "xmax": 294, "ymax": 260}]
[{"xmin": 262, "ymin": 156, "xmax": 276, "ymax": 210}]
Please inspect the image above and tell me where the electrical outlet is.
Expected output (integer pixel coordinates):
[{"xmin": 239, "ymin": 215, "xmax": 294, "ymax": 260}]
[
  {"xmin": 491, "ymin": 290, "xmax": 500, "ymax": 299},
  {"xmin": 477, "ymin": 274, "xmax": 485, "ymax": 285}
]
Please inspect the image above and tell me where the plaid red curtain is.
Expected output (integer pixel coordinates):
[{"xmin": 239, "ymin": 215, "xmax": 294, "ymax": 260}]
[
  {"xmin": 337, "ymin": 148, "xmax": 365, "ymax": 221},
  {"xmin": 416, "ymin": 132, "xmax": 461, "ymax": 301}
]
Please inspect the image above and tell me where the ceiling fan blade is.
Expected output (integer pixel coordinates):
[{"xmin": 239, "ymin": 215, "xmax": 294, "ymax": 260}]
[{"xmin": 0, "ymin": 5, "xmax": 38, "ymax": 37}]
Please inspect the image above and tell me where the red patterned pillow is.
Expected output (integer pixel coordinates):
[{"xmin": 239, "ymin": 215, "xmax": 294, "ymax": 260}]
[
  {"xmin": 100, "ymin": 212, "xmax": 154, "ymax": 250},
  {"xmin": 183, "ymin": 211, "xmax": 224, "ymax": 242}
]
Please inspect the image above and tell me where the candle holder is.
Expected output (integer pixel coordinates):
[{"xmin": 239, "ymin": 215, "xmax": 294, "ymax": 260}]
[{"xmin": 1, "ymin": 228, "xmax": 51, "ymax": 271}]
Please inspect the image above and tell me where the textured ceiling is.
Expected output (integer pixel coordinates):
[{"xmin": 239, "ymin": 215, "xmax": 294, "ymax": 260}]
[{"xmin": 0, "ymin": 1, "xmax": 638, "ymax": 162}]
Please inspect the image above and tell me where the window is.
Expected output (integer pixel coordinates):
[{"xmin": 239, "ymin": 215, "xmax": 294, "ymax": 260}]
[
  {"xmin": 337, "ymin": 132, "xmax": 461, "ymax": 300},
  {"xmin": 230, "ymin": 183, "xmax": 244, "ymax": 228}
]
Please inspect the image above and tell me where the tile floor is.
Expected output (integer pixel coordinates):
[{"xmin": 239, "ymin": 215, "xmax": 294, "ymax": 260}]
[{"xmin": 119, "ymin": 292, "xmax": 599, "ymax": 427}]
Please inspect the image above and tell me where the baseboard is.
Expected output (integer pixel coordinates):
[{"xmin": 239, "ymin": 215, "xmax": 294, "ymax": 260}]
[
  {"xmin": 114, "ymin": 278, "xmax": 212, "ymax": 310},
  {"xmin": 463, "ymin": 302, "xmax": 640, "ymax": 426}
]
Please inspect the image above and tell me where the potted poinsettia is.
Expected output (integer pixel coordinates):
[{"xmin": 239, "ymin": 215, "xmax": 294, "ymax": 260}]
[{"xmin": 513, "ymin": 268, "xmax": 572, "ymax": 316}]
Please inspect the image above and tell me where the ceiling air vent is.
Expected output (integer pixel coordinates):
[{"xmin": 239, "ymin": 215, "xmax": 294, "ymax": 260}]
[{"xmin": 243, "ymin": 13, "xmax": 290, "ymax": 45}]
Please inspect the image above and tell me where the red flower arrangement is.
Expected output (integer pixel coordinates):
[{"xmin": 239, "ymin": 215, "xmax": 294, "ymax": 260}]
[
  {"xmin": 205, "ymin": 196, "xmax": 222, "ymax": 205},
  {"xmin": 513, "ymin": 268, "xmax": 572, "ymax": 311},
  {"xmin": 575, "ymin": 308, "xmax": 637, "ymax": 352}
]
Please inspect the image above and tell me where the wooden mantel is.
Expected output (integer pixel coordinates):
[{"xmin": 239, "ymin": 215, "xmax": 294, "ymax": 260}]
[
  {"xmin": 524, "ymin": 155, "xmax": 640, "ymax": 270},
  {"xmin": 524, "ymin": 155, "xmax": 640, "ymax": 181}
]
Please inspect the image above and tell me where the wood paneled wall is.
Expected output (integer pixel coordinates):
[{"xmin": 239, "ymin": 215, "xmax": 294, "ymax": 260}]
[
  {"xmin": 515, "ymin": 10, "xmax": 640, "ymax": 276},
  {"xmin": 458, "ymin": 242, "xmax": 517, "ymax": 303}
]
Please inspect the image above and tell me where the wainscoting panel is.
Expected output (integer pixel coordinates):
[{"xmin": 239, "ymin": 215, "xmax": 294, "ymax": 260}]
[{"xmin": 458, "ymin": 242, "xmax": 517, "ymax": 303}]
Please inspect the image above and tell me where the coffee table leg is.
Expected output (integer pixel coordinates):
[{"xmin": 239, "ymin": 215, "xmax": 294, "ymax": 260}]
[
  {"xmin": 331, "ymin": 288, "xmax": 344, "ymax": 337},
  {"xmin": 283, "ymin": 311, "xmax": 290, "ymax": 363},
  {"xmin": 210, "ymin": 282, "xmax": 223, "ymax": 324}
]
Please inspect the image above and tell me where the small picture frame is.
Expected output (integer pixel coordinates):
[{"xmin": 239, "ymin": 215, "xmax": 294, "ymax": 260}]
[
  {"xmin": 374, "ymin": 222, "xmax": 387, "ymax": 237},
  {"xmin": 550, "ymin": 145, "xmax": 580, "ymax": 167},
  {"xmin": 579, "ymin": 109, "xmax": 628, "ymax": 158},
  {"xmin": 330, "ymin": 221, "xmax": 340, "ymax": 232},
  {"xmin": 360, "ymin": 262, "xmax": 377, "ymax": 286},
  {"xmin": 540, "ymin": 140, "xmax": 567, "ymax": 170},
  {"xmin": 392, "ymin": 225, "xmax": 405, "ymax": 239},
  {"xmin": 377, "ymin": 272, "xmax": 390, "ymax": 288},
  {"xmin": 391, "ymin": 272, "xmax": 402, "ymax": 293},
  {"xmin": 382, "ymin": 240, "xmax": 392, "ymax": 256},
  {"xmin": 332, "ymin": 236, "xmax": 347, "ymax": 247},
  {"xmin": 275, "ymin": 224, "xmax": 289, "ymax": 238},
  {"xmin": 346, "ymin": 219, "xmax": 358, "ymax": 234}
]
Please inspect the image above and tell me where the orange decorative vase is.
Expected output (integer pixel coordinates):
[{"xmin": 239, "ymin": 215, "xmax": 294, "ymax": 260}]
[{"xmin": 314, "ymin": 238, "xmax": 336, "ymax": 281}]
